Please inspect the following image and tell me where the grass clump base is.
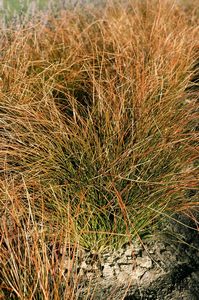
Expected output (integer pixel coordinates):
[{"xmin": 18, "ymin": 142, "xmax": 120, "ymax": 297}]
[{"xmin": 0, "ymin": 0, "xmax": 198, "ymax": 299}]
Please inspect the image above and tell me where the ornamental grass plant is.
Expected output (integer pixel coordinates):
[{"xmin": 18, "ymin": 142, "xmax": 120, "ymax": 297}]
[{"xmin": 0, "ymin": 0, "xmax": 199, "ymax": 298}]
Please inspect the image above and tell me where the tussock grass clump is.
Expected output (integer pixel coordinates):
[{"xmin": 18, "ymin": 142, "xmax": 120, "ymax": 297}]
[{"xmin": 0, "ymin": 0, "xmax": 199, "ymax": 298}]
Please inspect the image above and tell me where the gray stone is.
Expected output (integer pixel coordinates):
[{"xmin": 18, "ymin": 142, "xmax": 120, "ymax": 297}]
[
  {"xmin": 136, "ymin": 256, "xmax": 152, "ymax": 269},
  {"xmin": 80, "ymin": 261, "xmax": 87, "ymax": 269},
  {"xmin": 117, "ymin": 256, "xmax": 129, "ymax": 264},
  {"xmin": 63, "ymin": 211, "xmax": 199, "ymax": 299},
  {"xmin": 124, "ymin": 247, "xmax": 133, "ymax": 257},
  {"xmin": 102, "ymin": 263, "xmax": 114, "ymax": 277}
]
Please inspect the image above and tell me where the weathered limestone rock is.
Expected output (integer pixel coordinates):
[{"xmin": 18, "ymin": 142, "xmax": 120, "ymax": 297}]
[{"xmin": 75, "ymin": 211, "xmax": 199, "ymax": 299}]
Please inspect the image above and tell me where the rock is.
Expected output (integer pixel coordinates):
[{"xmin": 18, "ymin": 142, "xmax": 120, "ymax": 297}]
[
  {"xmin": 124, "ymin": 246, "xmax": 133, "ymax": 257},
  {"xmin": 76, "ymin": 211, "xmax": 199, "ymax": 299},
  {"xmin": 102, "ymin": 263, "xmax": 114, "ymax": 277},
  {"xmin": 136, "ymin": 256, "xmax": 152, "ymax": 269},
  {"xmin": 80, "ymin": 261, "xmax": 87, "ymax": 269},
  {"xmin": 134, "ymin": 266, "xmax": 147, "ymax": 279},
  {"xmin": 117, "ymin": 256, "xmax": 129, "ymax": 264},
  {"xmin": 114, "ymin": 265, "xmax": 120, "ymax": 276},
  {"xmin": 120, "ymin": 263, "xmax": 134, "ymax": 274},
  {"xmin": 117, "ymin": 271, "xmax": 132, "ymax": 283}
]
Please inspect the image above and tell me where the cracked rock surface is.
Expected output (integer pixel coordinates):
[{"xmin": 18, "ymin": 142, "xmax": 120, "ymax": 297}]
[{"xmin": 64, "ymin": 211, "xmax": 199, "ymax": 299}]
